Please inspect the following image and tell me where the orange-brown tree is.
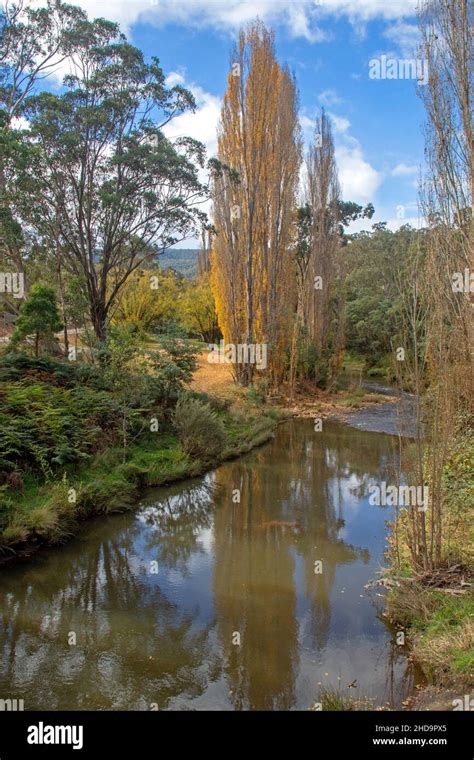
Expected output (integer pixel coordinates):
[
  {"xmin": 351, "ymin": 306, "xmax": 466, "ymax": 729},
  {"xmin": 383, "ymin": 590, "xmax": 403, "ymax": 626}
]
[{"xmin": 211, "ymin": 22, "xmax": 301, "ymax": 385}]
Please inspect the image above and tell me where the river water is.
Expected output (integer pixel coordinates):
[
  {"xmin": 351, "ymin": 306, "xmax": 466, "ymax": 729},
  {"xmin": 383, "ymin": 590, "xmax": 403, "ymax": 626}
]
[{"xmin": 0, "ymin": 417, "xmax": 419, "ymax": 711}]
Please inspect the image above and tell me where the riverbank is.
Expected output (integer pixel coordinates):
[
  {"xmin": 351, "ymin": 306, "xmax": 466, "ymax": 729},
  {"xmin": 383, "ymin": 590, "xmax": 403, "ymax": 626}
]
[
  {"xmin": 191, "ymin": 351, "xmax": 397, "ymax": 419},
  {"xmin": 385, "ymin": 428, "xmax": 474, "ymax": 707},
  {"xmin": 388, "ymin": 580, "xmax": 473, "ymax": 709},
  {"xmin": 0, "ymin": 349, "xmax": 285, "ymax": 563},
  {"xmin": 0, "ymin": 408, "xmax": 281, "ymax": 563}
]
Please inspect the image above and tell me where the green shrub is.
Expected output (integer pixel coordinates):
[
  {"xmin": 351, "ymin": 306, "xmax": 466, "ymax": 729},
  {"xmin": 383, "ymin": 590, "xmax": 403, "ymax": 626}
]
[
  {"xmin": 173, "ymin": 395, "xmax": 227, "ymax": 461},
  {"xmin": 1, "ymin": 525, "xmax": 28, "ymax": 544},
  {"xmin": 147, "ymin": 337, "xmax": 198, "ymax": 405},
  {"xmin": 188, "ymin": 390, "xmax": 232, "ymax": 412},
  {"xmin": 246, "ymin": 385, "xmax": 266, "ymax": 405}
]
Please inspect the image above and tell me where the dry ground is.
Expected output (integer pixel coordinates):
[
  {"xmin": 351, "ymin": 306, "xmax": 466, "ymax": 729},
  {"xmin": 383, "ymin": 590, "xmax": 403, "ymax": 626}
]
[{"xmin": 190, "ymin": 351, "xmax": 395, "ymax": 418}]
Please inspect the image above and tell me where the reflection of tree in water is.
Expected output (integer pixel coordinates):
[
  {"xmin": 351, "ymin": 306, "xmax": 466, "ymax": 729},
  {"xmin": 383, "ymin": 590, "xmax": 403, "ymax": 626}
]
[
  {"xmin": 211, "ymin": 419, "xmax": 392, "ymax": 707},
  {"xmin": 284, "ymin": 422, "xmax": 371, "ymax": 651},
  {"xmin": 212, "ymin": 463, "xmax": 298, "ymax": 710},
  {"xmin": 326, "ymin": 427, "xmax": 402, "ymax": 503},
  {"xmin": 0, "ymin": 502, "xmax": 217, "ymax": 709},
  {"xmin": 373, "ymin": 602, "xmax": 419, "ymax": 709},
  {"xmin": 139, "ymin": 478, "xmax": 216, "ymax": 574}
]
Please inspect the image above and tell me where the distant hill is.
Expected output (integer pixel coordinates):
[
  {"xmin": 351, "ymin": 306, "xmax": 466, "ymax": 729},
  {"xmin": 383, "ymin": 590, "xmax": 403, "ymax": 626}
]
[{"xmin": 159, "ymin": 248, "xmax": 198, "ymax": 278}]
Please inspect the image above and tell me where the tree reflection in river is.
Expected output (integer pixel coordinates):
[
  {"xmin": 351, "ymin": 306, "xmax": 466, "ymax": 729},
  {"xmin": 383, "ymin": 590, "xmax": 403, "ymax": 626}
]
[
  {"xmin": 0, "ymin": 489, "xmax": 217, "ymax": 709},
  {"xmin": 0, "ymin": 419, "xmax": 417, "ymax": 710}
]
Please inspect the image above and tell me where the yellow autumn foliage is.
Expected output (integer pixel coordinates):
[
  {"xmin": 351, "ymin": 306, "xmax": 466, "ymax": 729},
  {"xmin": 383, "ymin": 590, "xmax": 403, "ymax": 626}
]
[{"xmin": 111, "ymin": 269, "xmax": 180, "ymax": 332}]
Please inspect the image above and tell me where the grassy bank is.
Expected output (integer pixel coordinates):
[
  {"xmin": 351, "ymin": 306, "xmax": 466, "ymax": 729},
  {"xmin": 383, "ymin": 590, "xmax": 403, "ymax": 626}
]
[
  {"xmin": 0, "ymin": 412, "xmax": 278, "ymax": 558},
  {"xmin": 0, "ymin": 410, "xmax": 281, "ymax": 560},
  {"xmin": 0, "ymin": 348, "xmax": 283, "ymax": 561},
  {"xmin": 388, "ymin": 587, "xmax": 473, "ymax": 692},
  {"xmin": 385, "ymin": 430, "xmax": 474, "ymax": 698}
]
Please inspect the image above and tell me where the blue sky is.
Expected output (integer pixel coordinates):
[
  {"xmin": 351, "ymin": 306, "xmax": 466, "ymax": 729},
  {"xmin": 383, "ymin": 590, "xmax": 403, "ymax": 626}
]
[{"xmin": 37, "ymin": 0, "xmax": 427, "ymax": 240}]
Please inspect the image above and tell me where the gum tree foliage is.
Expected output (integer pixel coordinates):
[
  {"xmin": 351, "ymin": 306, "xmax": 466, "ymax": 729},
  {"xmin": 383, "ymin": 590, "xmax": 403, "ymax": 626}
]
[
  {"xmin": 11, "ymin": 13, "xmax": 219, "ymax": 342},
  {"xmin": 0, "ymin": 1, "xmax": 86, "ymax": 274},
  {"xmin": 177, "ymin": 273, "xmax": 221, "ymax": 344},
  {"xmin": 111, "ymin": 268, "xmax": 181, "ymax": 334},
  {"xmin": 344, "ymin": 224, "xmax": 418, "ymax": 360},
  {"xmin": 292, "ymin": 193, "xmax": 375, "ymax": 383},
  {"xmin": 294, "ymin": 201, "xmax": 374, "ymax": 291},
  {"xmin": 0, "ymin": 0, "xmax": 86, "ymax": 120}
]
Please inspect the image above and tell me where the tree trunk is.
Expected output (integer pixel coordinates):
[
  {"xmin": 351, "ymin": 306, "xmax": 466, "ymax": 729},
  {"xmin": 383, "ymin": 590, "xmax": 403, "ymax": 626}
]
[
  {"xmin": 90, "ymin": 302, "xmax": 107, "ymax": 343},
  {"xmin": 57, "ymin": 256, "xmax": 69, "ymax": 358}
]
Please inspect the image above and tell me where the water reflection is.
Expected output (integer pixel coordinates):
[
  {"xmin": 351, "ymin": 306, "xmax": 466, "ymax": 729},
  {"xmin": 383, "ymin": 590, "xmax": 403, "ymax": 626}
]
[{"xmin": 0, "ymin": 419, "xmax": 417, "ymax": 710}]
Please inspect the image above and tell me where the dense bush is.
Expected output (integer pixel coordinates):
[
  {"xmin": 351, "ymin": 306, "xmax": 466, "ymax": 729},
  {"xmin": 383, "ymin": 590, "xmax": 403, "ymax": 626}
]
[
  {"xmin": 187, "ymin": 390, "xmax": 232, "ymax": 412},
  {"xmin": 0, "ymin": 381, "xmax": 124, "ymax": 476},
  {"xmin": 0, "ymin": 340, "xmax": 199, "ymax": 480},
  {"xmin": 0, "ymin": 353, "xmax": 108, "ymax": 389},
  {"xmin": 173, "ymin": 394, "xmax": 227, "ymax": 461},
  {"xmin": 344, "ymin": 226, "xmax": 419, "ymax": 361}
]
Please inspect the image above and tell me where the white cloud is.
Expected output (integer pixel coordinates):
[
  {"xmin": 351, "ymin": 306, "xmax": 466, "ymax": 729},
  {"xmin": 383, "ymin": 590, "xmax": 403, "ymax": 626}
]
[
  {"xmin": 317, "ymin": 1, "xmax": 417, "ymax": 22},
  {"xmin": 383, "ymin": 21, "xmax": 420, "ymax": 58},
  {"xmin": 36, "ymin": 0, "xmax": 326, "ymax": 41},
  {"xmin": 328, "ymin": 112, "xmax": 350, "ymax": 133},
  {"xmin": 382, "ymin": 214, "xmax": 425, "ymax": 231},
  {"xmin": 335, "ymin": 138, "xmax": 382, "ymax": 202},
  {"xmin": 33, "ymin": 0, "xmax": 418, "ymax": 41},
  {"xmin": 318, "ymin": 89, "xmax": 342, "ymax": 107},
  {"xmin": 10, "ymin": 116, "xmax": 30, "ymax": 130},
  {"xmin": 391, "ymin": 162, "xmax": 418, "ymax": 177},
  {"xmin": 379, "ymin": 215, "xmax": 426, "ymax": 231},
  {"xmin": 165, "ymin": 71, "xmax": 186, "ymax": 88},
  {"xmin": 161, "ymin": 71, "xmax": 221, "ymax": 227},
  {"xmin": 287, "ymin": 4, "xmax": 329, "ymax": 42},
  {"xmin": 162, "ymin": 73, "xmax": 220, "ymax": 159}
]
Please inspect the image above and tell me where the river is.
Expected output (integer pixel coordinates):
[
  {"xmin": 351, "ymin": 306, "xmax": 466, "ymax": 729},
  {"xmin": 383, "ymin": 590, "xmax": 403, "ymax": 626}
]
[{"xmin": 0, "ymin": 409, "xmax": 422, "ymax": 711}]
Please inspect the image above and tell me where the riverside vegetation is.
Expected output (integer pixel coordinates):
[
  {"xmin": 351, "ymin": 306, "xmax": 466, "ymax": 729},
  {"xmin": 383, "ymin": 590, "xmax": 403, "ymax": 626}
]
[
  {"xmin": 0, "ymin": 0, "xmax": 472, "ymax": 708},
  {"xmin": 0, "ymin": 341, "xmax": 281, "ymax": 556}
]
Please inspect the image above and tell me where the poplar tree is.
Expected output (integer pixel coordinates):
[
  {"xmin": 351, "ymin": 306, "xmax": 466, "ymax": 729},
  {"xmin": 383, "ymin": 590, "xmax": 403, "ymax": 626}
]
[{"xmin": 211, "ymin": 22, "xmax": 301, "ymax": 385}]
